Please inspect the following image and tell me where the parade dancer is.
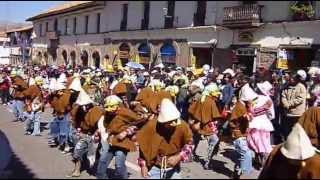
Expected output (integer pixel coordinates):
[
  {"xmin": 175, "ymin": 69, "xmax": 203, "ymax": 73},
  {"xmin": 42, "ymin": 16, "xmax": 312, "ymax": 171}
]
[
  {"xmin": 137, "ymin": 99, "xmax": 193, "ymax": 179},
  {"xmin": 188, "ymin": 83, "xmax": 222, "ymax": 169}
]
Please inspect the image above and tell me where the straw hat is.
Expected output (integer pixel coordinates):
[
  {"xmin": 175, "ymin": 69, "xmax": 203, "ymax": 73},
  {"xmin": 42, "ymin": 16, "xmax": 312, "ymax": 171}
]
[
  {"xmin": 104, "ymin": 95, "xmax": 123, "ymax": 107},
  {"xmin": 158, "ymin": 98, "xmax": 181, "ymax": 123},
  {"xmin": 257, "ymin": 81, "xmax": 273, "ymax": 96},
  {"xmin": 239, "ymin": 83, "xmax": 258, "ymax": 102},
  {"xmin": 223, "ymin": 68, "xmax": 235, "ymax": 77},
  {"xmin": 280, "ymin": 123, "xmax": 316, "ymax": 160},
  {"xmin": 75, "ymin": 89, "xmax": 94, "ymax": 106}
]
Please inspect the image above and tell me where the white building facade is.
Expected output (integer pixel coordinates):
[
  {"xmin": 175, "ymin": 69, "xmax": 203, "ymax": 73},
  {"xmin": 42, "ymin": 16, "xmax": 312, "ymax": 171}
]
[{"xmin": 27, "ymin": 1, "xmax": 320, "ymax": 73}]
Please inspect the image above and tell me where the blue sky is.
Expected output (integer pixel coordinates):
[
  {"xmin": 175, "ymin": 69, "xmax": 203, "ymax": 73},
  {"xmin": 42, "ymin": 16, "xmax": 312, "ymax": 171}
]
[{"xmin": 0, "ymin": 1, "xmax": 64, "ymax": 23}]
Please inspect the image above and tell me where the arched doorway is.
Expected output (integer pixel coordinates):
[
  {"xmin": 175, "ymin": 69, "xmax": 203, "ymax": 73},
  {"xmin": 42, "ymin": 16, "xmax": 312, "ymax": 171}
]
[
  {"xmin": 92, "ymin": 51, "xmax": 100, "ymax": 68},
  {"xmin": 138, "ymin": 43, "xmax": 151, "ymax": 66},
  {"xmin": 36, "ymin": 52, "xmax": 42, "ymax": 65},
  {"xmin": 70, "ymin": 51, "xmax": 76, "ymax": 68},
  {"xmin": 81, "ymin": 50, "xmax": 89, "ymax": 67},
  {"xmin": 62, "ymin": 50, "xmax": 68, "ymax": 65},
  {"xmin": 43, "ymin": 52, "xmax": 48, "ymax": 65},
  {"xmin": 160, "ymin": 43, "xmax": 176, "ymax": 65},
  {"xmin": 119, "ymin": 43, "xmax": 130, "ymax": 65}
]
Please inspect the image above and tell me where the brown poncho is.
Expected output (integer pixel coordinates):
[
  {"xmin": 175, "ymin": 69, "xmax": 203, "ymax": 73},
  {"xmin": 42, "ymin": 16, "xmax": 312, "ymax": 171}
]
[
  {"xmin": 12, "ymin": 76, "xmax": 28, "ymax": 99},
  {"xmin": 107, "ymin": 107, "xmax": 143, "ymax": 152},
  {"xmin": 188, "ymin": 96, "xmax": 221, "ymax": 135},
  {"xmin": 135, "ymin": 87, "xmax": 154, "ymax": 107},
  {"xmin": 147, "ymin": 90, "xmax": 172, "ymax": 114},
  {"xmin": 71, "ymin": 105, "xmax": 104, "ymax": 134},
  {"xmin": 113, "ymin": 82, "xmax": 128, "ymax": 95},
  {"xmin": 50, "ymin": 90, "xmax": 72, "ymax": 115},
  {"xmin": 259, "ymin": 145, "xmax": 320, "ymax": 179},
  {"xmin": 22, "ymin": 85, "xmax": 42, "ymax": 100},
  {"xmin": 136, "ymin": 117, "xmax": 193, "ymax": 169},
  {"xmin": 298, "ymin": 107, "xmax": 320, "ymax": 148},
  {"xmin": 229, "ymin": 101, "xmax": 249, "ymax": 140}
]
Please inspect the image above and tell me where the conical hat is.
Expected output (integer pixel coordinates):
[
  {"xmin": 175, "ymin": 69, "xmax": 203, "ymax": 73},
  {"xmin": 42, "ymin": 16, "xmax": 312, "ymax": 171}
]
[
  {"xmin": 75, "ymin": 89, "xmax": 94, "ymax": 106},
  {"xmin": 280, "ymin": 123, "xmax": 316, "ymax": 160},
  {"xmin": 55, "ymin": 82, "xmax": 66, "ymax": 91},
  {"xmin": 68, "ymin": 77, "xmax": 82, "ymax": 91},
  {"xmin": 239, "ymin": 83, "xmax": 258, "ymax": 102},
  {"xmin": 158, "ymin": 98, "xmax": 180, "ymax": 123}
]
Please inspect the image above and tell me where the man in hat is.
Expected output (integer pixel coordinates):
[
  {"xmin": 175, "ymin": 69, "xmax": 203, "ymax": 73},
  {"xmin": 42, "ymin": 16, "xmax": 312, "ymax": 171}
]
[
  {"xmin": 21, "ymin": 76, "xmax": 44, "ymax": 136},
  {"xmin": 281, "ymin": 70, "xmax": 307, "ymax": 140},
  {"xmin": 259, "ymin": 123, "xmax": 320, "ymax": 179},
  {"xmin": 9, "ymin": 71, "xmax": 28, "ymax": 122},
  {"xmin": 188, "ymin": 83, "xmax": 222, "ymax": 169},
  {"xmin": 136, "ymin": 98, "xmax": 193, "ymax": 179},
  {"xmin": 67, "ymin": 89, "xmax": 104, "ymax": 177},
  {"xmin": 96, "ymin": 95, "xmax": 146, "ymax": 179}
]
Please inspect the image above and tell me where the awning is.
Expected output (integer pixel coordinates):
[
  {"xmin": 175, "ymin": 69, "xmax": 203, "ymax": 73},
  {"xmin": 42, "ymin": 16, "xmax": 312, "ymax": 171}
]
[{"xmin": 187, "ymin": 39, "xmax": 217, "ymax": 48}]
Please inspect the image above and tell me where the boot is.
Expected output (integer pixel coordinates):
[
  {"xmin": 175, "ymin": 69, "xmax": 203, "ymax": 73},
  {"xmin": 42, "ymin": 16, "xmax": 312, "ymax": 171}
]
[{"xmin": 66, "ymin": 160, "xmax": 81, "ymax": 177}]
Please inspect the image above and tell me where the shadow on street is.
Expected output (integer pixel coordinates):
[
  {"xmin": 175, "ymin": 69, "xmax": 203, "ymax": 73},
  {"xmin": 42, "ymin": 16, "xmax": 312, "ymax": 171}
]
[{"xmin": 0, "ymin": 129, "xmax": 36, "ymax": 179}]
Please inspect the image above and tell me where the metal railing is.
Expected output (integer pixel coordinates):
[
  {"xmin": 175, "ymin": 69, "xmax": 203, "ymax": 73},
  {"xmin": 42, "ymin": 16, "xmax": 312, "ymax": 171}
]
[{"xmin": 223, "ymin": 4, "xmax": 262, "ymax": 24}]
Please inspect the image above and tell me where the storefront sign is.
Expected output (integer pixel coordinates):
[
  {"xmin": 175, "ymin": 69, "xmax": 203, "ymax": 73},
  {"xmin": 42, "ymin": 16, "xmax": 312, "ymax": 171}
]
[
  {"xmin": 238, "ymin": 31, "xmax": 254, "ymax": 42},
  {"xmin": 277, "ymin": 49, "xmax": 288, "ymax": 69}
]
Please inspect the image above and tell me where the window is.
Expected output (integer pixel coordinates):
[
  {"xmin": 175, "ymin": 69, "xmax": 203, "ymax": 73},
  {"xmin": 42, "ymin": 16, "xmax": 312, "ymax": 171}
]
[
  {"xmin": 141, "ymin": 1, "xmax": 150, "ymax": 30},
  {"xmin": 164, "ymin": 1, "xmax": 175, "ymax": 29},
  {"xmin": 120, "ymin": 4, "xmax": 128, "ymax": 31},
  {"xmin": 96, "ymin": 13, "xmax": 100, "ymax": 33},
  {"xmin": 39, "ymin": 23, "xmax": 43, "ymax": 37},
  {"xmin": 65, "ymin": 19, "xmax": 68, "ymax": 35},
  {"xmin": 194, "ymin": 1, "xmax": 206, "ymax": 26},
  {"xmin": 45, "ymin": 22, "xmax": 49, "ymax": 32},
  {"xmin": 54, "ymin": 18, "xmax": 58, "ymax": 31},
  {"xmin": 160, "ymin": 43, "xmax": 176, "ymax": 65},
  {"xmin": 85, "ymin": 15, "xmax": 89, "ymax": 34},
  {"xmin": 73, "ymin": 17, "xmax": 77, "ymax": 34}
]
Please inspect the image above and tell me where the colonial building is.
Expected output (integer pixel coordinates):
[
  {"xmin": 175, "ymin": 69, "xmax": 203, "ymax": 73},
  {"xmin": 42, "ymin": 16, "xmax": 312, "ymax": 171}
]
[
  {"xmin": 27, "ymin": 1, "xmax": 320, "ymax": 74},
  {"xmin": 0, "ymin": 32, "xmax": 10, "ymax": 64},
  {"xmin": 5, "ymin": 25, "xmax": 33, "ymax": 65}
]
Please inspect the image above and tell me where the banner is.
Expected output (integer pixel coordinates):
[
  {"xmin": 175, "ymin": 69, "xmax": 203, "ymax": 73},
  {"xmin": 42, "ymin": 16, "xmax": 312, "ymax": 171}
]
[{"xmin": 277, "ymin": 49, "xmax": 288, "ymax": 70}]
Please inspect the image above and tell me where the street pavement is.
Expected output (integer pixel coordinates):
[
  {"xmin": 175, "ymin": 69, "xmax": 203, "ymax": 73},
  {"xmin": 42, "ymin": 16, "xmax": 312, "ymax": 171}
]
[{"xmin": 0, "ymin": 105, "xmax": 261, "ymax": 179}]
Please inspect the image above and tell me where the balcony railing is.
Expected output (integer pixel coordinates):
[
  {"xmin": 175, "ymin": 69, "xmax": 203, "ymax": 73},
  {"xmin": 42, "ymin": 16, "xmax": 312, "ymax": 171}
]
[
  {"xmin": 46, "ymin": 31, "xmax": 59, "ymax": 40},
  {"xmin": 223, "ymin": 4, "xmax": 263, "ymax": 28}
]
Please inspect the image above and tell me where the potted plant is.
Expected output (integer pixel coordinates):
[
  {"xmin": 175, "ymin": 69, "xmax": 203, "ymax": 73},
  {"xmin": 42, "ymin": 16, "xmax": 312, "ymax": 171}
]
[{"xmin": 290, "ymin": 3, "xmax": 315, "ymax": 21}]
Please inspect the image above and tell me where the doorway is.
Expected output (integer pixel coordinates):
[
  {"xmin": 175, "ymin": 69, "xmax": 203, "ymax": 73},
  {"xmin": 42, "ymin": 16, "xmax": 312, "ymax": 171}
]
[
  {"xmin": 193, "ymin": 48, "xmax": 212, "ymax": 68},
  {"xmin": 237, "ymin": 56, "xmax": 255, "ymax": 76}
]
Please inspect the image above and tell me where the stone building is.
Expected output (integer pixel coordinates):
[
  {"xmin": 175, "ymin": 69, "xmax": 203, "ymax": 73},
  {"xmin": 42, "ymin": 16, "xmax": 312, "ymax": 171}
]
[{"xmin": 27, "ymin": 1, "xmax": 320, "ymax": 74}]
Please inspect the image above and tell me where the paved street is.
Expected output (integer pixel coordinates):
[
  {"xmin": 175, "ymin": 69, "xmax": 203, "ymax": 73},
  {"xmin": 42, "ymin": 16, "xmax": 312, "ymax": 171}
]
[{"xmin": 0, "ymin": 105, "xmax": 260, "ymax": 179}]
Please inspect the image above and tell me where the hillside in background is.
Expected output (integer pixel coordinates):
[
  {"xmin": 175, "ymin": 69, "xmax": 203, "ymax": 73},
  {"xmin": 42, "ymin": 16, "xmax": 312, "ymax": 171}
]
[{"xmin": 0, "ymin": 20, "xmax": 32, "ymax": 32}]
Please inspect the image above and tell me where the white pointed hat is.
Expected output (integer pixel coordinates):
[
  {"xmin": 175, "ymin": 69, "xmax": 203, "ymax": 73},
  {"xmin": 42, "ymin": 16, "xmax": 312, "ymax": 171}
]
[
  {"xmin": 158, "ymin": 98, "xmax": 181, "ymax": 123},
  {"xmin": 75, "ymin": 89, "xmax": 94, "ymax": 106},
  {"xmin": 55, "ymin": 82, "xmax": 66, "ymax": 91},
  {"xmin": 223, "ymin": 68, "xmax": 235, "ymax": 77},
  {"xmin": 280, "ymin": 123, "xmax": 316, "ymax": 160},
  {"xmin": 240, "ymin": 83, "xmax": 258, "ymax": 102},
  {"xmin": 68, "ymin": 77, "xmax": 82, "ymax": 91}
]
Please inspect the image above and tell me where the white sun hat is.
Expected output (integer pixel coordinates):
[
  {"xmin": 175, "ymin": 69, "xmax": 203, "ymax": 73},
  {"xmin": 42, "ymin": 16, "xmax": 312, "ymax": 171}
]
[
  {"xmin": 297, "ymin": 69, "xmax": 307, "ymax": 81},
  {"xmin": 55, "ymin": 82, "xmax": 66, "ymax": 91},
  {"xmin": 308, "ymin": 67, "xmax": 319, "ymax": 77},
  {"xmin": 154, "ymin": 63, "xmax": 165, "ymax": 69},
  {"xmin": 280, "ymin": 123, "xmax": 317, "ymax": 160},
  {"xmin": 158, "ymin": 98, "xmax": 181, "ymax": 123},
  {"xmin": 143, "ymin": 72, "xmax": 149, "ymax": 76},
  {"xmin": 239, "ymin": 83, "xmax": 258, "ymax": 102},
  {"xmin": 257, "ymin": 81, "xmax": 273, "ymax": 96},
  {"xmin": 191, "ymin": 80, "xmax": 204, "ymax": 91},
  {"xmin": 223, "ymin": 68, "xmax": 235, "ymax": 77},
  {"xmin": 68, "ymin": 77, "xmax": 82, "ymax": 91},
  {"xmin": 75, "ymin": 89, "xmax": 94, "ymax": 106}
]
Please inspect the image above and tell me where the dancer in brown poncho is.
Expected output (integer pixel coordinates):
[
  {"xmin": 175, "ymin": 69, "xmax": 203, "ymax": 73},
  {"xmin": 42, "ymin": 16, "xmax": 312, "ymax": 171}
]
[
  {"xmin": 188, "ymin": 83, "xmax": 221, "ymax": 169},
  {"xmin": 137, "ymin": 98, "xmax": 193, "ymax": 179}
]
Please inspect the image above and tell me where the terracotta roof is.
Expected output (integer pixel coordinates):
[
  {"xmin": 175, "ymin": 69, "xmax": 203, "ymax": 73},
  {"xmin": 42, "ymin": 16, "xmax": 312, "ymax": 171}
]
[
  {"xmin": 6, "ymin": 25, "xmax": 33, "ymax": 33},
  {"xmin": 26, "ymin": 1, "xmax": 96, "ymax": 21}
]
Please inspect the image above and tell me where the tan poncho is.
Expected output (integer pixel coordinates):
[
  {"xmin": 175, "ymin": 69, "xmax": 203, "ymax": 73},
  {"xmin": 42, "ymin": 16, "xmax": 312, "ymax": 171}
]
[
  {"xmin": 136, "ymin": 117, "xmax": 193, "ymax": 169},
  {"xmin": 298, "ymin": 107, "xmax": 320, "ymax": 148}
]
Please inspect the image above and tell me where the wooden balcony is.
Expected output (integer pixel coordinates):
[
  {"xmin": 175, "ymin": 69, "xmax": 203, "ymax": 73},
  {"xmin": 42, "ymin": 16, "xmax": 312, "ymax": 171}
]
[
  {"xmin": 223, "ymin": 4, "xmax": 263, "ymax": 29},
  {"xmin": 46, "ymin": 31, "xmax": 59, "ymax": 40}
]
